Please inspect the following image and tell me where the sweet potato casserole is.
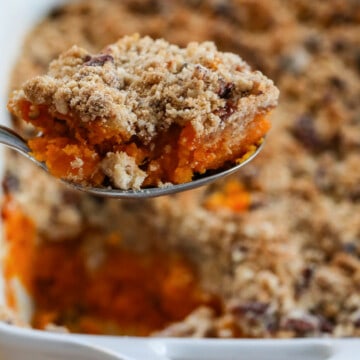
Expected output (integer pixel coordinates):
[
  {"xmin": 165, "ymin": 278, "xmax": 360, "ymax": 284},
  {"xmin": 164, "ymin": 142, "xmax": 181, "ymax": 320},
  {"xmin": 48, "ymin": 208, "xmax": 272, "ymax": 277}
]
[
  {"xmin": 8, "ymin": 35, "xmax": 278, "ymax": 189},
  {"xmin": 2, "ymin": 0, "xmax": 360, "ymax": 338}
]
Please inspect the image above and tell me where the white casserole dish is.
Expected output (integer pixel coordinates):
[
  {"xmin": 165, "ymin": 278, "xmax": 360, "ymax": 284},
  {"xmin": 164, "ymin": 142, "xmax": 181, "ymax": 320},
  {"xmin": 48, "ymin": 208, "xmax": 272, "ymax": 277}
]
[{"xmin": 0, "ymin": 1, "xmax": 359, "ymax": 359}]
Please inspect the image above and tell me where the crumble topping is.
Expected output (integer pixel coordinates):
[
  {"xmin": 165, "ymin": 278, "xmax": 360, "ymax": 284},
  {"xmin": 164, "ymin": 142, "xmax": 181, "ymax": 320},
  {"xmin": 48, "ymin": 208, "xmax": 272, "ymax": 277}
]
[
  {"xmin": 18, "ymin": 34, "xmax": 278, "ymax": 142},
  {"xmin": 8, "ymin": 34, "xmax": 278, "ymax": 189},
  {"xmin": 101, "ymin": 152, "xmax": 147, "ymax": 190}
]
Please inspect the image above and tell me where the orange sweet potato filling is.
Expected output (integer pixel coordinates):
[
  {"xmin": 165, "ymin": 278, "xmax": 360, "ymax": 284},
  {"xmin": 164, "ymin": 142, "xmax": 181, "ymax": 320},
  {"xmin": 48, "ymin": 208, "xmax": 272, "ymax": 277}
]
[
  {"xmin": 204, "ymin": 180, "xmax": 251, "ymax": 213},
  {"xmin": 15, "ymin": 100, "xmax": 270, "ymax": 187},
  {"xmin": 2, "ymin": 196, "xmax": 219, "ymax": 335},
  {"xmin": 2, "ymin": 195, "xmax": 37, "ymax": 309}
]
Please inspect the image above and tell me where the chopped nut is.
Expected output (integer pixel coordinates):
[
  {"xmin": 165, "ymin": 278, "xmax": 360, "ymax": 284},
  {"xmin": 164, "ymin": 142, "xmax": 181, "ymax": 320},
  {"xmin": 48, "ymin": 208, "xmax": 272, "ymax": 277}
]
[{"xmin": 83, "ymin": 54, "xmax": 114, "ymax": 67}]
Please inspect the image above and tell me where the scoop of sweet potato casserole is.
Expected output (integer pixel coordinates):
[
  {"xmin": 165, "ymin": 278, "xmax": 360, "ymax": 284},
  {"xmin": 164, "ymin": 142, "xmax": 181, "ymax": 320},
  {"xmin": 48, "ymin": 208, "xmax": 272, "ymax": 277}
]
[{"xmin": 8, "ymin": 34, "xmax": 278, "ymax": 190}]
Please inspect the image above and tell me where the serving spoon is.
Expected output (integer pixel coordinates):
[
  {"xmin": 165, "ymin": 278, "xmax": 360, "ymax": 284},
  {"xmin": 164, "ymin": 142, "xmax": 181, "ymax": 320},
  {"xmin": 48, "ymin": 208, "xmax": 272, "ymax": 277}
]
[{"xmin": 0, "ymin": 124, "xmax": 263, "ymax": 199}]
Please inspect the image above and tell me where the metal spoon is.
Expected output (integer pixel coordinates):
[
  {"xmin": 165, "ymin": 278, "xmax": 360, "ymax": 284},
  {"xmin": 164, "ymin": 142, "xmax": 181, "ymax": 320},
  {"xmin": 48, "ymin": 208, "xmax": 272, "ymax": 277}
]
[{"xmin": 0, "ymin": 124, "xmax": 263, "ymax": 199}]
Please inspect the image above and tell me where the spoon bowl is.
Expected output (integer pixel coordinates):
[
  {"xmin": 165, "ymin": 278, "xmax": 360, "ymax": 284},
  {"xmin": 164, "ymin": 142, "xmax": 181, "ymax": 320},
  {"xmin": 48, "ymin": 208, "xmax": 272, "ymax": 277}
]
[{"xmin": 0, "ymin": 124, "xmax": 264, "ymax": 199}]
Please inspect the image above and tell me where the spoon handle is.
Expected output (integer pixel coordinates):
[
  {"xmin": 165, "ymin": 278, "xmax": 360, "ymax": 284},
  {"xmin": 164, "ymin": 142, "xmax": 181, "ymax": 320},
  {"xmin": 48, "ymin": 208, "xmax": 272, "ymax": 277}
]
[
  {"xmin": 0, "ymin": 125, "xmax": 31, "ymax": 154},
  {"xmin": 0, "ymin": 125, "xmax": 47, "ymax": 170}
]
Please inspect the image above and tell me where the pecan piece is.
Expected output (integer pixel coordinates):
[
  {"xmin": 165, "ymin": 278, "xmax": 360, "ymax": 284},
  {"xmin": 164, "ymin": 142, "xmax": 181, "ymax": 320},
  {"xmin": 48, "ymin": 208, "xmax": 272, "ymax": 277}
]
[
  {"xmin": 84, "ymin": 54, "xmax": 114, "ymax": 67},
  {"xmin": 318, "ymin": 316, "xmax": 334, "ymax": 333},
  {"xmin": 292, "ymin": 114, "xmax": 323, "ymax": 151},
  {"xmin": 216, "ymin": 101, "xmax": 237, "ymax": 121},
  {"xmin": 354, "ymin": 317, "xmax": 360, "ymax": 328},
  {"xmin": 231, "ymin": 301, "xmax": 269, "ymax": 315},
  {"xmin": 2, "ymin": 172, "xmax": 20, "ymax": 194},
  {"xmin": 218, "ymin": 80, "xmax": 235, "ymax": 99},
  {"xmin": 284, "ymin": 318, "xmax": 315, "ymax": 334}
]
